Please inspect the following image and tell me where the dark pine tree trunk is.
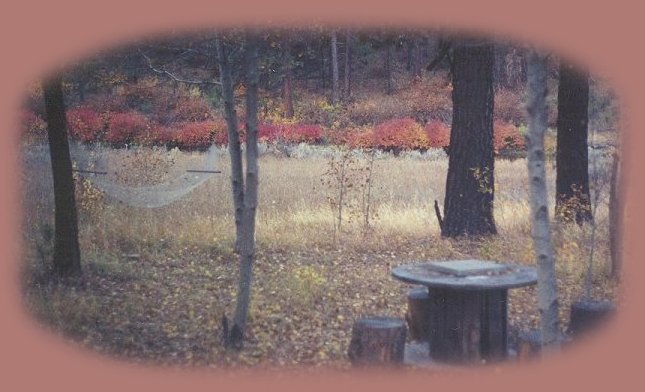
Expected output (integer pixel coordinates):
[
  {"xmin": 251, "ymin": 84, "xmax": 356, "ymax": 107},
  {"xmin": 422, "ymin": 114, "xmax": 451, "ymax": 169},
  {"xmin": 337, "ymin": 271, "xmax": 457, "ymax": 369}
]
[
  {"xmin": 556, "ymin": 61, "xmax": 592, "ymax": 225},
  {"xmin": 43, "ymin": 75, "xmax": 82, "ymax": 277},
  {"xmin": 442, "ymin": 41, "xmax": 497, "ymax": 237}
]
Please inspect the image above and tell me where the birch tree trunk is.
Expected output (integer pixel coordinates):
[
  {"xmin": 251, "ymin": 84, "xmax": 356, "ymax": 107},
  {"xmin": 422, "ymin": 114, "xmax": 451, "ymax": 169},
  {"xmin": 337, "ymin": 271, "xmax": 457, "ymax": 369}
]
[
  {"xmin": 525, "ymin": 51, "xmax": 561, "ymax": 349},
  {"xmin": 331, "ymin": 30, "xmax": 339, "ymax": 105},
  {"xmin": 43, "ymin": 75, "xmax": 82, "ymax": 277},
  {"xmin": 216, "ymin": 38, "xmax": 244, "ymax": 253}
]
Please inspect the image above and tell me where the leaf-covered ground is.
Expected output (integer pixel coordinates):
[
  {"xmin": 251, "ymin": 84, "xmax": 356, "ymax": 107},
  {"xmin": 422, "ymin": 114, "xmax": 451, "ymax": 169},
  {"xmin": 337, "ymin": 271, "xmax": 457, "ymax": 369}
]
[{"xmin": 22, "ymin": 235, "xmax": 617, "ymax": 370}]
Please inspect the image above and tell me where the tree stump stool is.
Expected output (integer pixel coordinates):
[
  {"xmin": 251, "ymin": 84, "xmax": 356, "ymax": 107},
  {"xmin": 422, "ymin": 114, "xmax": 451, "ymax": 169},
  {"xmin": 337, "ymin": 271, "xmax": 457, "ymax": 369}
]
[
  {"xmin": 569, "ymin": 300, "xmax": 616, "ymax": 337},
  {"xmin": 406, "ymin": 287, "xmax": 431, "ymax": 342},
  {"xmin": 348, "ymin": 316, "xmax": 407, "ymax": 366}
]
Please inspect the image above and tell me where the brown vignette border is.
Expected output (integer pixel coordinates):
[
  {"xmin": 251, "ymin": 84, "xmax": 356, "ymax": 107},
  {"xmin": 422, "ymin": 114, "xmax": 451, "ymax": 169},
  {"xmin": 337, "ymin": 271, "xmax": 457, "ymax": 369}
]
[{"xmin": 0, "ymin": 0, "xmax": 642, "ymax": 390}]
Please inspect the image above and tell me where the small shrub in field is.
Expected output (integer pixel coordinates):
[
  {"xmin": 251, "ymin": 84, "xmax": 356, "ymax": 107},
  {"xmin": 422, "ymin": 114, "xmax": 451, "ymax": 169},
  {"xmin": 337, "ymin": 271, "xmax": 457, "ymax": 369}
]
[
  {"xmin": 67, "ymin": 108, "xmax": 103, "ymax": 142},
  {"xmin": 372, "ymin": 118, "xmax": 428, "ymax": 152},
  {"xmin": 425, "ymin": 120, "xmax": 451, "ymax": 148},
  {"xmin": 494, "ymin": 121, "xmax": 525, "ymax": 155},
  {"xmin": 20, "ymin": 110, "xmax": 47, "ymax": 142},
  {"xmin": 105, "ymin": 111, "xmax": 150, "ymax": 146}
]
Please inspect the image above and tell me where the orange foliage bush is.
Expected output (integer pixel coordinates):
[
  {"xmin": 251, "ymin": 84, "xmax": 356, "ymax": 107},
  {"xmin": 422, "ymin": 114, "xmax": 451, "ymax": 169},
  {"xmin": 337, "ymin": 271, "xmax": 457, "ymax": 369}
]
[
  {"xmin": 494, "ymin": 121, "xmax": 525, "ymax": 154},
  {"xmin": 372, "ymin": 118, "xmax": 428, "ymax": 151},
  {"xmin": 424, "ymin": 120, "xmax": 451, "ymax": 148}
]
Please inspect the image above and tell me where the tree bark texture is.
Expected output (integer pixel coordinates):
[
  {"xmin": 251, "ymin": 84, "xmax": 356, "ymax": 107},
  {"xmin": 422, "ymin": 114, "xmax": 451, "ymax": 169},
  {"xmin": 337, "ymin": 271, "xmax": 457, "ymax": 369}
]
[
  {"xmin": 442, "ymin": 41, "xmax": 497, "ymax": 237},
  {"xmin": 556, "ymin": 61, "xmax": 592, "ymax": 224},
  {"xmin": 331, "ymin": 30, "xmax": 339, "ymax": 105},
  {"xmin": 526, "ymin": 51, "xmax": 561, "ymax": 349},
  {"xmin": 43, "ymin": 75, "xmax": 82, "ymax": 277}
]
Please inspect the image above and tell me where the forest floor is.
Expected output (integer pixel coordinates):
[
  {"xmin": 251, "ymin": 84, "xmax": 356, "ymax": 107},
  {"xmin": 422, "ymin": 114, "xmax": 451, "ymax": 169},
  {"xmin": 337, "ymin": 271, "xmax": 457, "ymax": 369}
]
[{"xmin": 20, "ymin": 144, "xmax": 619, "ymax": 371}]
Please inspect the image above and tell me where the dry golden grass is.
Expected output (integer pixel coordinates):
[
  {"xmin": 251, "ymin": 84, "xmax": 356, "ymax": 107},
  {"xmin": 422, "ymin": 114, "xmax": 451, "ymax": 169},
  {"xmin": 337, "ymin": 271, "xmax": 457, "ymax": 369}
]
[{"xmin": 20, "ymin": 145, "xmax": 618, "ymax": 368}]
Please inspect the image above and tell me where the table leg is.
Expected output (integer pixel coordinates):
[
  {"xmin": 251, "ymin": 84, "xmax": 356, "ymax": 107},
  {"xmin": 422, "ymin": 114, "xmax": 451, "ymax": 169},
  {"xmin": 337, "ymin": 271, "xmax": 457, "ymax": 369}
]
[{"xmin": 428, "ymin": 288, "xmax": 508, "ymax": 363}]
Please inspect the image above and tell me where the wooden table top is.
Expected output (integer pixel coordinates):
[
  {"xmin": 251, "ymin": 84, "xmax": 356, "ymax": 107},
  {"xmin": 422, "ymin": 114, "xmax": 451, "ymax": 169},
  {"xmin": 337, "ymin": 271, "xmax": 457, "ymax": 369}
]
[{"xmin": 391, "ymin": 261, "xmax": 538, "ymax": 290}]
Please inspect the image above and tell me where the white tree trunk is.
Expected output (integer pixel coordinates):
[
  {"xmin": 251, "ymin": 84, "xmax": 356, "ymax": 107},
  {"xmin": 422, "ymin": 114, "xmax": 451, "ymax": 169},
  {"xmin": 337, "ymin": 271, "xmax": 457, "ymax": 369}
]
[{"xmin": 525, "ymin": 50, "xmax": 561, "ymax": 349}]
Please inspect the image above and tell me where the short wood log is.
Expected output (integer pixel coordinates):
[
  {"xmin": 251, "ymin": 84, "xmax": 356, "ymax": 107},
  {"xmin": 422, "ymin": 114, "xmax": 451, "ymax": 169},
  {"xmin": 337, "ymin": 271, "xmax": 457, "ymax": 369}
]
[
  {"xmin": 406, "ymin": 287, "xmax": 431, "ymax": 342},
  {"xmin": 517, "ymin": 330, "xmax": 542, "ymax": 361},
  {"xmin": 348, "ymin": 316, "xmax": 407, "ymax": 366},
  {"xmin": 569, "ymin": 300, "xmax": 616, "ymax": 337}
]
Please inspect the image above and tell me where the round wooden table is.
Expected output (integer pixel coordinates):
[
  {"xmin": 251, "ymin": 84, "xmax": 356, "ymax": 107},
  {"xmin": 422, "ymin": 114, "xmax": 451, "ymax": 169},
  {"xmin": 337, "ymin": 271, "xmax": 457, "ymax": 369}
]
[{"xmin": 391, "ymin": 260, "xmax": 537, "ymax": 363}]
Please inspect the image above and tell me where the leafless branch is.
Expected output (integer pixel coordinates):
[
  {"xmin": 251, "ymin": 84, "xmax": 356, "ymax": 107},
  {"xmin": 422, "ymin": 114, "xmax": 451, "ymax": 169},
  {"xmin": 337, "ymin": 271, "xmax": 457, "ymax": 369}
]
[{"xmin": 139, "ymin": 49, "xmax": 220, "ymax": 86}]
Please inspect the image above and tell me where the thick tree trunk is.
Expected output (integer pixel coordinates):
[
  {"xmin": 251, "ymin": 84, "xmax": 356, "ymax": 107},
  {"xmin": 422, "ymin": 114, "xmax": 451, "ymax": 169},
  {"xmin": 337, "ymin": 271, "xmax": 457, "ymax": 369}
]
[
  {"xmin": 331, "ymin": 30, "xmax": 339, "ymax": 105},
  {"xmin": 441, "ymin": 40, "xmax": 497, "ymax": 237},
  {"xmin": 216, "ymin": 39, "xmax": 244, "ymax": 252},
  {"xmin": 43, "ymin": 75, "xmax": 81, "ymax": 277},
  {"xmin": 556, "ymin": 61, "xmax": 592, "ymax": 224},
  {"xmin": 525, "ymin": 51, "xmax": 561, "ymax": 350}
]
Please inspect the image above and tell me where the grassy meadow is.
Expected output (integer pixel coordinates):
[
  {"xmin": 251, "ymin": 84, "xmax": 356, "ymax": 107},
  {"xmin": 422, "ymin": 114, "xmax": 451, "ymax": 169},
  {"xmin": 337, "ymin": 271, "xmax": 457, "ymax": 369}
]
[{"xmin": 20, "ymin": 141, "xmax": 618, "ymax": 369}]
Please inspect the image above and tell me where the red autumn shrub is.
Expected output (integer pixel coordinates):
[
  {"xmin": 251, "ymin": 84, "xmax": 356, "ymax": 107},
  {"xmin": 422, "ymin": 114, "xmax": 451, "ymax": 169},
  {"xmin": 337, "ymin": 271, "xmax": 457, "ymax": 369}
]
[
  {"xmin": 494, "ymin": 121, "xmax": 525, "ymax": 153},
  {"xmin": 174, "ymin": 121, "xmax": 217, "ymax": 150},
  {"xmin": 372, "ymin": 118, "xmax": 428, "ymax": 151},
  {"xmin": 425, "ymin": 120, "xmax": 451, "ymax": 148},
  {"xmin": 258, "ymin": 123, "xmax": 281, "ymax": 143},
  {"xmin": 105, "ymin": 111, "xmax": 150, "ymax": 146},
  {"xmin": 20, "ymin": 110, "xmax": 47, "ymax": 141},
  {"xmin": 152, "ymin": 125, "xmax": 177, "ymax": 147},
  {"xmin": 282, "ymin": 123, "xmax": 324, "ymax": 144},
  {"xmin": 345, "ymin": 128, "xmax": 375, "ymax": 149},
  {"xmin": 67, "ymin": 108, "xmax": 103, "ymax": 142}
]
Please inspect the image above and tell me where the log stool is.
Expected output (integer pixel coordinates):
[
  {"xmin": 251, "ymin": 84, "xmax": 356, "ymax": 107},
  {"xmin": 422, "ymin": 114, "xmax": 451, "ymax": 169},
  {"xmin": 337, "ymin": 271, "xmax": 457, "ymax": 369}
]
[
  {"xmin": 406, "ymin": 287, "xmax": 431, "ymax": 342},
  {"xmin": 569, "ymin": 300, "xmax": 616, "ymax": 337},
  {"xmin": 348, "ymin": 316, "xmax": 407, "ymax": 366}
]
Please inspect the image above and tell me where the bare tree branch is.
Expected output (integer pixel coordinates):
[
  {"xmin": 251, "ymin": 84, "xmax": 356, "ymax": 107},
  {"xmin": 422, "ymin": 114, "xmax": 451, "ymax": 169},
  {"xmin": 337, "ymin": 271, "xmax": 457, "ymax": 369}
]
[{"xmin": 139, "ymin": 49, "xmax": 221, "ymax": 86}]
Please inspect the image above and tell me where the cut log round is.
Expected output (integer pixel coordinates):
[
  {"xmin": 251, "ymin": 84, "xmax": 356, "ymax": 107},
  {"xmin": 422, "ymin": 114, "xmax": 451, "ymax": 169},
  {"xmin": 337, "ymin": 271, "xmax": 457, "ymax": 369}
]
[
  {"xmin": 348, "ymin": 316, "xmax": 407, "ymax": 366},
  {"xmin": 569, "ymin": 300, "xmax": 616, "ymax": 337},
  {"xmin": 406, "ymin": 287, "xmax": 431, "ymax": 342}
]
